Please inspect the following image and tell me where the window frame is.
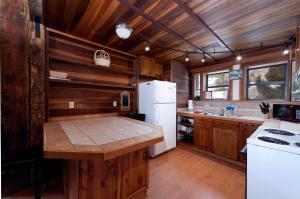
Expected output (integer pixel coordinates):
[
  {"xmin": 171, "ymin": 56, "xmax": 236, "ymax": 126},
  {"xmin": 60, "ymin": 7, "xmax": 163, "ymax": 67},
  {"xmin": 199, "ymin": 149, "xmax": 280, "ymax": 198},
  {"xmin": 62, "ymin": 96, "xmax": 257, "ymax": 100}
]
[
  {"xmin": 194, "ymin": 73, "xmax": 201, "ymax": 98},
  {"xmin": 245, "ymin": 63, "xmax": 288, "ymax": 100},
  {"xmin": 206, "ymin": 71, "xmax": 230, "ymax": 100}
]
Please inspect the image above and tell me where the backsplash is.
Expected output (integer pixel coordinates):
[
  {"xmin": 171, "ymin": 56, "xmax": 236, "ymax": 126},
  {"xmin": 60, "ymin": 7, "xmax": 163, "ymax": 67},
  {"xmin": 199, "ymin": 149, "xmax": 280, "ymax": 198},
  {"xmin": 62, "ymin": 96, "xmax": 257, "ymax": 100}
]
[{"xmin": 190, "ymin": 100, "xmax": 300, "ymax": 118}]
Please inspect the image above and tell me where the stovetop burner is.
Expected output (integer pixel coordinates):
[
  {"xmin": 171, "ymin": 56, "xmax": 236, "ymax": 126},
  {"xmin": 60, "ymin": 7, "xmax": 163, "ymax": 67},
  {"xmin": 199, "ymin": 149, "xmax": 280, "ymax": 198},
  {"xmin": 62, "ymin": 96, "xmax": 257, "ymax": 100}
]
[
  {"xmin": 264, "ymin": 128, "xmax": 295, "ymax": 136},
  {"xmin": 258, "ymin": 136, "xmax": 290, "ymax": 145}
]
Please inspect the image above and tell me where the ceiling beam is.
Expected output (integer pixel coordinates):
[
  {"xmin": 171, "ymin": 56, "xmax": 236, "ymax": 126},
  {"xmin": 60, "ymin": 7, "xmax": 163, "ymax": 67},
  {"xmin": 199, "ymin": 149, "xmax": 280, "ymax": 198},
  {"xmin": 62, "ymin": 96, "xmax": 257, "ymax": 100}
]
[
  {"xmin": 173, "ymin": 0, "xmax": 234, "ymax": 55},
  {"xmin": 118, "ymin": 0, "xmax": 216, "ymax": 61}
]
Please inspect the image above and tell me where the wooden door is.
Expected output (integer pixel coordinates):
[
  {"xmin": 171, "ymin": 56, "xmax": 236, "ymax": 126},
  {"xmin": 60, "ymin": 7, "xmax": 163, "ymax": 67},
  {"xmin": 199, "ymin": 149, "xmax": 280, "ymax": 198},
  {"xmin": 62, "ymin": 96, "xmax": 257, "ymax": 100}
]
[
  {"xmin": 194, "ymin": 118, "xmax": 213, "ymax": 151},
  {"xmin": 238, "ymin": 123, "xmax": 260, "ymax": 162},
  {"xmin": 194, "ymin": 126, "xmax": 212, "ymax": 151},
  {"xmin": 121, "ymin": 148, "xmax": 148, "ymax": 199},
  {"xmin": 140, "ymin": 56, "xmax": 156, "ymax": 77},
  {"xmin": 213, "ymin": 120, "xmax": 239, "ymax": 160},
  {"xmin": 154, "ymin": 63, "xmax": 163, "ymax": 77}
]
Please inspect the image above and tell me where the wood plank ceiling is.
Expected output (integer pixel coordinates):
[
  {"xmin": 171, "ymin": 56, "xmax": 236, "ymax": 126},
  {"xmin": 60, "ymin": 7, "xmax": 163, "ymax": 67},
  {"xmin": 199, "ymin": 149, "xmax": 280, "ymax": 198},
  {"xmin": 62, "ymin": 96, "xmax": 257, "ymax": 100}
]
[{"xmin": 45, "ymin": 0, "xmax": 300, "ymax": 66}]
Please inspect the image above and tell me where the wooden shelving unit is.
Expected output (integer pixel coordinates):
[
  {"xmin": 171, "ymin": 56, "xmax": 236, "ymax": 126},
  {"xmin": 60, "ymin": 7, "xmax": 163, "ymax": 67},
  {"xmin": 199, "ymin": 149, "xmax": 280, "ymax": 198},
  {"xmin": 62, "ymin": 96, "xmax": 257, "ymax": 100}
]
[
  {"xmin": 178, "ymin": 130, "xmax": 194, "ymax": 137},
  {"xmin": 48, "ymin": 51, "xmax": 135, "ymax": 76},
  {"xmin": 177, "ymin": 116, "xmax": 195, "ymax": 144},
  {"xmin": 49, "ymin": 78, "xmax": 135, "ymax": 89},
  {"xmin": 177, "ymin": 122, "xmax": 194, "ymax": 127}
]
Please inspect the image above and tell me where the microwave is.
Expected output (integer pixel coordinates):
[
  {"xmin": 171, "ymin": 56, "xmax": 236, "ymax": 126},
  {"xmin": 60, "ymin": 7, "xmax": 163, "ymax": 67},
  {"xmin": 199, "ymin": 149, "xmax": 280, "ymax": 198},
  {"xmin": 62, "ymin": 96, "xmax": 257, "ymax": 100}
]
[{"xmin": 273, "ymin": 104, "xmax": 300, "ymax": 122}]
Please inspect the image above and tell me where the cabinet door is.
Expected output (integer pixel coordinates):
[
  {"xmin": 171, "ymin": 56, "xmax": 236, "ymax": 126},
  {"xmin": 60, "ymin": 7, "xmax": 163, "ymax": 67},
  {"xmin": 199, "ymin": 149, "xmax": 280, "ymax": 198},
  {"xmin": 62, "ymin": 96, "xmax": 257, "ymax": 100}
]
[
  {"xmin": 213, "ymin": 120, "xmax": 239, "ymax": 160},
  {"xmin": 121, "ymin": 148, "xmax": 148, "ymax": 199},
  {"xmin": 238, "ymin": 123, "xmax": 260, "ymax": 162},
  {"xmin": 194, "ymin": 126, "xmax": 212, "ymax": 151},
  {"xmin": 140, "ymin": 56, "xmax": 156, "ymax": 77},
  {"xmin": 154, "ymin": 63, "xmax": 163, "ymax": 77}
]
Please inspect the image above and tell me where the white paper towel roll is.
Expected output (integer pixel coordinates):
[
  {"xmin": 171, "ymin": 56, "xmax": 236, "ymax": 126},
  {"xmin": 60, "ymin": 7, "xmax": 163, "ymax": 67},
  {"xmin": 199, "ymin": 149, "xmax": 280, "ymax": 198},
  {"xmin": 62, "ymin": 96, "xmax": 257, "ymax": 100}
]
[{"xmin": 188, "ymin": 100, "xmax": 193, "ymax": 111}]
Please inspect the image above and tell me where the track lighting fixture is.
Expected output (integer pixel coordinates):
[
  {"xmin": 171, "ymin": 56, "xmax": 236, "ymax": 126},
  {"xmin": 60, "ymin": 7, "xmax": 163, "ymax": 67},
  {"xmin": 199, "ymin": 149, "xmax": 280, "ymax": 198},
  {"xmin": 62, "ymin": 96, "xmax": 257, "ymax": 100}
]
[
  {"xmin": 283, "ymin": 46, "xmax": 289, "ymax": 55},
  {"xmin": 185, "ymin": 53, "xmax": 190, "ymax": 62},
  {"xmin": 236, "ymin": 55, "xmax": 242, "ymax": 61},
  {"xmin": 144, "ymin": 42, "xmax": 150, "ymax": 52},
  {"xmin": 201, "ymin": 54, "xmax": 205, "ymax": 63}
]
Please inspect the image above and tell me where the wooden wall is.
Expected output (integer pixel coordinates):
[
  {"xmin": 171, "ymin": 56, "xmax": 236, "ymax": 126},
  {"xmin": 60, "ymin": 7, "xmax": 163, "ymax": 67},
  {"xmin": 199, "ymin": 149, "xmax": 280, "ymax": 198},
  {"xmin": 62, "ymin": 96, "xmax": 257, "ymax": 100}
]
[
  {"xmin": 163, "ymin": 61, "xmax": 191, "ymax": 108},
  {"xmin": 1, "ymin": 0, "xmax": 46, "ymax": 195},
  {"xmin": 46, "ymin": 29, "xmax": 138, "ymax": 118}
]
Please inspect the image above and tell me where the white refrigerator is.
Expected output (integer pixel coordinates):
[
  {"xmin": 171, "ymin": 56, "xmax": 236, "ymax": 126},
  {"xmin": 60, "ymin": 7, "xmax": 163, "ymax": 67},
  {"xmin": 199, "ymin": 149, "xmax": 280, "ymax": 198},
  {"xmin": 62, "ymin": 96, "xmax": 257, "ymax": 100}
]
[{"xmin": 138, "ymin": 80, "xmax": 176, "ymax": 157}]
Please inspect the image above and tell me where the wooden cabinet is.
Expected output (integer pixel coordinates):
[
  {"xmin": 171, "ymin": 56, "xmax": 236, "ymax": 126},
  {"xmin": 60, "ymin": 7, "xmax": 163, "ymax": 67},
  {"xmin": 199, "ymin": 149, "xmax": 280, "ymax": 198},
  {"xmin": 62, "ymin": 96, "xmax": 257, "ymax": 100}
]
[
  {"xmin": 238, "ymin": 123, "xmax": 260, "ymax": 163},
  {"xmin": 64, "ymin": 148, "xmax": 149, "ymax": 199},
  {"xmin": 121, "ymin": 148, "xmax": 149, "ymax": 199},
  {"xmin": 140, "ymin": 56, "xmax": 162, "ymax": 78},
  {"xmin": 213, "ymin": 120, "xmax": 240, "ymax": 160},
  {"xmin": 194, "ymin": 117, "xmax": 213, "ymax": 151}
]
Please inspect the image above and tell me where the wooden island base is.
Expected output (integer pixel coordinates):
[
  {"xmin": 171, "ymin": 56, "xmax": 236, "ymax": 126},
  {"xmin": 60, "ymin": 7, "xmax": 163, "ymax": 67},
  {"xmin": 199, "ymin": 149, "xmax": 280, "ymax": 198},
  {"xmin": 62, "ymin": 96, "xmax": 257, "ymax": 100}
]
[{"xmin": 64, "ymin": 148, "xmax": 149, "ymax": 199}]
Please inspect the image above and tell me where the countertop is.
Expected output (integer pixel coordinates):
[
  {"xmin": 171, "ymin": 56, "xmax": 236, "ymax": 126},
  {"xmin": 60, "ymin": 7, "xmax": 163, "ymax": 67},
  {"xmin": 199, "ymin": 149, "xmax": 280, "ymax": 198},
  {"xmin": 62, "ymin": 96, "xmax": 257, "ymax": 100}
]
[
  {"xmin": 177, "ymin": 108, "xmax": 300, "ymax": 129},
  {"xmin": 177, "ymin": 109, "xmax": 265, "ymax": 124},
  {"xmin": 44, "ymin": 116, "xmax": 164, "ymax": 161}
]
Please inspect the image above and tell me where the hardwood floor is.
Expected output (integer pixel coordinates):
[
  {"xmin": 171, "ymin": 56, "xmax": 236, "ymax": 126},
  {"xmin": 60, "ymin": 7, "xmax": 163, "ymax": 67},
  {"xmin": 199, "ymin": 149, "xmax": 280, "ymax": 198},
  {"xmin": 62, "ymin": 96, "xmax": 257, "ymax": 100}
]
[
  {"xmin": 147, "ymin": 143, "xmax": 246, "ymax": 199},
  {"xmin": 4, "ymin": 143, "xmax": 245, "ymax": 199}
]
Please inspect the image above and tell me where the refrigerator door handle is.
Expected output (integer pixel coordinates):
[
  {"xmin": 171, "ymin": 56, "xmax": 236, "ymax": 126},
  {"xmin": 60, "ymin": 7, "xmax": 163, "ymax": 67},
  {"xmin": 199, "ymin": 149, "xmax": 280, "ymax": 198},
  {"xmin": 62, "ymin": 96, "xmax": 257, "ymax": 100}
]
[{"xmin": 155, "ymin": 105, "xmax": 159, "ymax": 124}]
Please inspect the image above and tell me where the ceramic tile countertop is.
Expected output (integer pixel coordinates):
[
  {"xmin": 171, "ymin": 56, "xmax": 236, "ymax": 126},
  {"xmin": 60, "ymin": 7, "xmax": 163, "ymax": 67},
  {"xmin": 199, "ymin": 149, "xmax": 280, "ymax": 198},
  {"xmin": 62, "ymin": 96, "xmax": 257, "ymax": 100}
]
[{"xmin": 44, "ymin": 116, "xmax": 163, "ymax": 161}]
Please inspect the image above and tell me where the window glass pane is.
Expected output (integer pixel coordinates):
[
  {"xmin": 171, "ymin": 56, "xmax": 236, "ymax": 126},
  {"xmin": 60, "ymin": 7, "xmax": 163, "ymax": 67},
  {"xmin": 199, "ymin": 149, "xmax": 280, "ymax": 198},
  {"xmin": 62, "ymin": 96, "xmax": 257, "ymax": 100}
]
[
  {"xmin": 292, "ymin": 60, "xmax": 300, "ymax": 101},
  {"xmin": 247, "ymin": 84, "xmax": 285, "ymax": 100},
  {"xmin": 208, "ymin": 87, "xmax": 228, "ymax": 99},
  {"xmin": 248, "ymin": 64, "xmax": 285, "ymax": 84},
  {"xmin": 207, "ymin": 72, "xmax": 229, "ymax": 87},
  {"xmin": 195, "ymin": 74, "xmax": 200, "ymax": 90},
  {"xmin": 194, "ymin": 73, "xmax": 201, "ymax": 97}
]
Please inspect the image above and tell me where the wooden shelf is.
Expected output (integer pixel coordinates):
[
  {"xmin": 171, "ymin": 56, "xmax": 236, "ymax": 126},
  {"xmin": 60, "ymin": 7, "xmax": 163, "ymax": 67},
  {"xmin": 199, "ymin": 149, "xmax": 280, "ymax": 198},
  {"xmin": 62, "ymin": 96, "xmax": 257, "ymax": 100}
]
[
  {"xmin": 178, "ymin": 130, "xmax": 194, "ymax": 137},
  {"xmin": 48, "ymin": 49, "xmax": 135, "ymax": 76},
  {"xmin": 177, "ymin": 122, "xmax": 194, "ymax": 127},
  {"xmin": 49, "ymin": 78, "xmax": 135, "ymax": 89}
]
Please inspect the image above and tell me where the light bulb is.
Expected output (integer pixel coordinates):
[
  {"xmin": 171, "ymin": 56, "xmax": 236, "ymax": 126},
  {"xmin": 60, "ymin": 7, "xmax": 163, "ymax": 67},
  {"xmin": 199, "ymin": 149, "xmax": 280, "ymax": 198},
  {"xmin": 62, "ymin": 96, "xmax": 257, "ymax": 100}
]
[
  {"xmin": 185, "ymin": 57, "xmax": 190, "ymax": 62},
  {"xmin": 236, "ymin": 55, "xmax": 242, "ymax": 61},
  {"xmin": 145, "ymin": 46, "xmax": 150, "ymax": 51},
  {"xmin": 283, "ymin": 49, "xmax": 289, "ymax": 55},
  {"xmin": 201, "ymin": 58, "xmax": 205, "ymax": 63}
]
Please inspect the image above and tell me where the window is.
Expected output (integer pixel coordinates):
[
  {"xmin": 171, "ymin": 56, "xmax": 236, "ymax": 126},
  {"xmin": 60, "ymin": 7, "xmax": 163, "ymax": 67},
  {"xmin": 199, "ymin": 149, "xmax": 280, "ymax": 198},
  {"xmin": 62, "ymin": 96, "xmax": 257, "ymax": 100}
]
[
  {"xmin": 206, "ymin": 72, "xmax": 229, "ymax": 99},
  {"xmin": 292, "ymin": 60, "xmax": 300, "ymax": 101},
  {"xmin": 194, "ymin": 73, "xmax": 201, "ymax": 98},
  {"xmin": 246, "ymin": 63, "xmax": 287, "ymax": 100}
]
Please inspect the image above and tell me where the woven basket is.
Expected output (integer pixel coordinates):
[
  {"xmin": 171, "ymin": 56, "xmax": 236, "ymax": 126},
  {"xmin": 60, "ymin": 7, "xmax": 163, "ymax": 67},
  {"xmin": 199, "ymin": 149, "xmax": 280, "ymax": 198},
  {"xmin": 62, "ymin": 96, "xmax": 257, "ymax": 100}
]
[{"xmin": 94, "ymin": 50, "xmax": 110, "ymax": 67}]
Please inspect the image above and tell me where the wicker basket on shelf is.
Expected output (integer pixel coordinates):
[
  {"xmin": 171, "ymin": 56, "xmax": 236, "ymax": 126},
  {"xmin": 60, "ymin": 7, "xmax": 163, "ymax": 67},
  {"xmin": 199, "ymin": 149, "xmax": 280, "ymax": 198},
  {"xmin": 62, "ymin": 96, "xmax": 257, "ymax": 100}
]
[{"xmin": 94, "ymin": 50, "xmax": 110, "ymax": 67}]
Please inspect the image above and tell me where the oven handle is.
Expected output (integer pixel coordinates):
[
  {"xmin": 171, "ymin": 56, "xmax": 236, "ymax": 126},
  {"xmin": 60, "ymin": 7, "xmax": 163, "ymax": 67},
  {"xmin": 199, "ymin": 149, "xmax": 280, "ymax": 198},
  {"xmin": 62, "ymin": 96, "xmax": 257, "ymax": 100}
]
[{"xmin": 240, "ymin": 145, "xmax": 247, "ymax": 157}]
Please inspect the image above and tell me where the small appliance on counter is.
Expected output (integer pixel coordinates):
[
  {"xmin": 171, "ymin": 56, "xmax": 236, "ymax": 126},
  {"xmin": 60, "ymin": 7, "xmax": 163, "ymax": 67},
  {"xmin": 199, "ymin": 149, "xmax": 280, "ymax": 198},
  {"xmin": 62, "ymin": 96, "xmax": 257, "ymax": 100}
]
[
  {"xmin": 187, "ymin": 100, "xmax": 193, "ymax": 111},
  {"xmin": 273, "ymin": 104, "xmax": 300, "ymax": 122}
]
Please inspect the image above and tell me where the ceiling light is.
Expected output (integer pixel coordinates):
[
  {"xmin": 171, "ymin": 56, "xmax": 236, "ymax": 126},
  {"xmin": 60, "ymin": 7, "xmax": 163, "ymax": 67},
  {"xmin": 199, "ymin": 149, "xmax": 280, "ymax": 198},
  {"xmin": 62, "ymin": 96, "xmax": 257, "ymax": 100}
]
[
  {"xmin": 201, "ymin": 54, "xmax": 205, "ymax": 63},
  {"xmin": 236, "ymin": 55, "xmax": 242, "ymax": 61},
  {"xmin": 145, "ymin": 46, "xmax": 150, "ymax": 52},
  {"xmin": 115, "ymin": 23, "xmax": 133, "ymax": 40},
  {"xmin": 185, "ymin": 53, "xmax": 190, "ymax": 62},
  {"xmin": 283, "ymin": 49, "xmax": 290, "ymax": 55},
  {"xmin": 144, "ymin": 41, "xmax": 150, "ymax": 52}
]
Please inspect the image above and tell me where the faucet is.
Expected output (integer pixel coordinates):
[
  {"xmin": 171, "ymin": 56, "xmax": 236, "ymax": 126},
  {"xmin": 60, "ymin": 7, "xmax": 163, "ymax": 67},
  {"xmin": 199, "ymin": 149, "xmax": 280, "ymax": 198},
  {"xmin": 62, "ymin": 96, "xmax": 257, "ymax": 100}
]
[{"xmin": 226, "ymin": 104, "xmax": 238, "ymax": 116}]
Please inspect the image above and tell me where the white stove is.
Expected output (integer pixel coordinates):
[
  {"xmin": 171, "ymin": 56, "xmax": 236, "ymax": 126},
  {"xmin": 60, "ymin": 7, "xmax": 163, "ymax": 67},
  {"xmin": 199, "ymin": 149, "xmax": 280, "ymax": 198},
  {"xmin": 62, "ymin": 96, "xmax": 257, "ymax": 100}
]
[
  {"xmin": 247, "ymin": 126, "xmax": 300, "ymax": 155},
  {"xmin": 246, "ymin": 125, "xmax": 300, "ymax": 199}
]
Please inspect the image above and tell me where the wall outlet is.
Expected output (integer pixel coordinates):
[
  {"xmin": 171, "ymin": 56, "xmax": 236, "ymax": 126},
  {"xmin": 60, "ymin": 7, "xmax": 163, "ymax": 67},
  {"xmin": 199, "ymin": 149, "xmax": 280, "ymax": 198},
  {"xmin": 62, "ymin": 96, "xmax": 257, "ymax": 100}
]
[
  {"xmin": 69, "ymin": 101, "xmax": 75, "ymax": 109},
  {"xmin": 113, "ymin": 101, "xmax": 117, "ymax": 107}
]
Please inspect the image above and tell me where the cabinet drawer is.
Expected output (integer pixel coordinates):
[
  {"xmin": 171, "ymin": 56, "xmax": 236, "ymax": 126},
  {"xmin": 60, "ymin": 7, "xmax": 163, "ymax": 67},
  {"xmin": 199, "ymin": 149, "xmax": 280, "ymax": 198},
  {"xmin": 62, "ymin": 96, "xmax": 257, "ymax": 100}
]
[
  {"xmin": 214, "ymin": 120, "xmax": 239, "ymax": 130},
  {"xmin": 195, "ymin": 117, "xmax": 213, "ymax": 128}
]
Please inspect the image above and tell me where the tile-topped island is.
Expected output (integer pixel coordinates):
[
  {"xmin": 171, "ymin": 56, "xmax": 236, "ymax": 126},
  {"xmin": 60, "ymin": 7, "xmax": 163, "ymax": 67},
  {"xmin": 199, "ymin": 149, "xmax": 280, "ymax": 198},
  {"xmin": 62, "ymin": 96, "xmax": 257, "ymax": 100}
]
[{"xmin": 44, "ymin": 116, "xmax": 164, "ymax": 199}]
